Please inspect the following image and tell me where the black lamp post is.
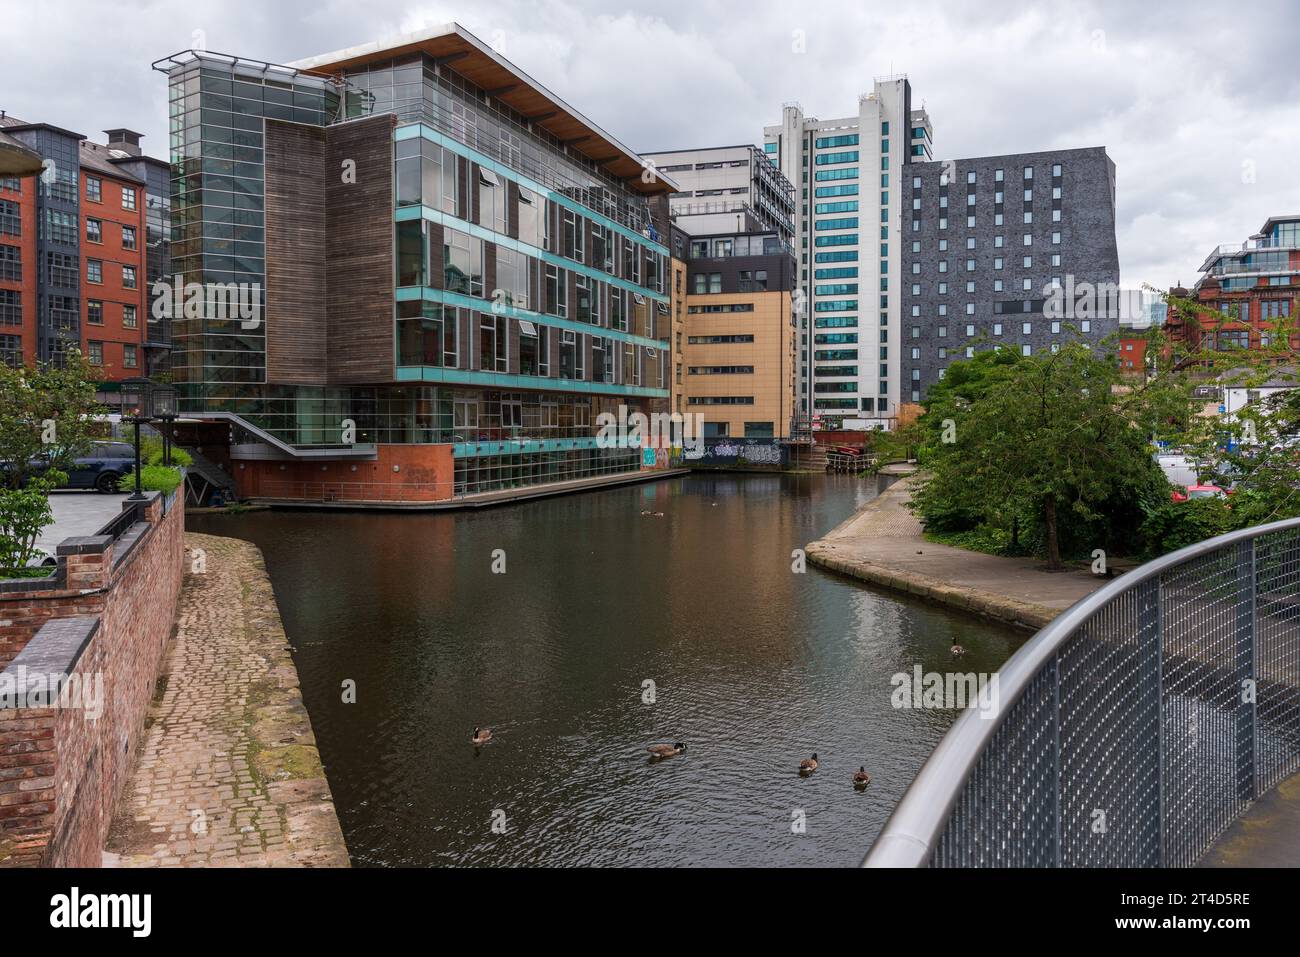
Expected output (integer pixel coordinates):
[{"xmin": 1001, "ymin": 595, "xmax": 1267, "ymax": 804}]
[
  {"xmin": 119, "ymin": 378, "xmax": 152, "ymax": 501},
  {"xmin": 151, "ymin": 385, "xmax": 178, "ymax": 465}
]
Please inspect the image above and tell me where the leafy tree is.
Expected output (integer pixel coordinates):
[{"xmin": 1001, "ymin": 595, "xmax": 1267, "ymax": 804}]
[
  {"xmin": 0, "ymin": 477, "xmax": 58, "ymax": 574},
  {"xmin": 0, "ymin": 352, "xmax": 103, "ymax": 490},
  {"xmin": 914, "ymin": 337, "xmax": 1185, "ymax": 570}
]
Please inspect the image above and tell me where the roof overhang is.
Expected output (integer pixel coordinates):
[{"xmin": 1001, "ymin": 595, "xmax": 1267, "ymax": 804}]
[
  {"xmin": 1256, "ymin": 215, "xmax": 1300, "ymax": 239},
  {"xmin": 287, "ymin": 23, "xmax": 677, "ymax": 197},
  {"xmin": 0, "ymin": 131, "xmax": 43, "ymax": 176}
]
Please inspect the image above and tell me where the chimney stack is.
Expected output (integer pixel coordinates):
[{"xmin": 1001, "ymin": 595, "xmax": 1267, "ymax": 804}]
[{"xmin": 104, "ymin": 128, "xmax": 143, "ymax": 156}]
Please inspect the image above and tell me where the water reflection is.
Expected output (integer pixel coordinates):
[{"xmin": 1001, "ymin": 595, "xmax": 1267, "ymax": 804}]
[{"xmin": 191, "ymin": 473, "xmax": 1020, "ymax": 866}]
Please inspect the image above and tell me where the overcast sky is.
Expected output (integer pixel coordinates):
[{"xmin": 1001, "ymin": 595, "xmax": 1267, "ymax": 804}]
[{"xmin": 3, "ymin": 0, "xmax": 1297, "ymax": 290}]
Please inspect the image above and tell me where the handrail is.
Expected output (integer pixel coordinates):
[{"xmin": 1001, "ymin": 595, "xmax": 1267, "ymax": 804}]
[{"xmin": 865, "ymin": 515, "xmax": 1300, "ymax": 867}]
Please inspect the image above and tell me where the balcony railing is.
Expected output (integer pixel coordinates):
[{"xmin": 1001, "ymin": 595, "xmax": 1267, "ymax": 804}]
[{"xmin": 865, "ymin": 518, "xmax": 1300, "ymax": 868}]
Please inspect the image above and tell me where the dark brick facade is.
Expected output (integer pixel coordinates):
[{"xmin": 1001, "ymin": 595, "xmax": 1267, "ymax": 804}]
[{"xmin": 903, "ymin": 147, "xmax": 1120, "ymax": 400}]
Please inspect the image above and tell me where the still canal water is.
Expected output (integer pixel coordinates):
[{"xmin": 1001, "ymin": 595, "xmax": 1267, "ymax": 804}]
[{"xmin": 190, "ymin": 473, "xmax": 1017, "ymax": 867}]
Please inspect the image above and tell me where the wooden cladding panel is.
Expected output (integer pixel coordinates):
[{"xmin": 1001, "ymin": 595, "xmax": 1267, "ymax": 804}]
[
  {"xmin": 264, "ymin": 120, "xmax": 328, "ymax": 385},
  {"xmin": 325, "ymin": 114, "xmax": 396, "ymax": 384}
]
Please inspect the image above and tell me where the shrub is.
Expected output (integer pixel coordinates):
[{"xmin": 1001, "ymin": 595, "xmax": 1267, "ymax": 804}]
[
  {"xmin": 139, "ymin": 437, "xmax": 193, "ymax": 468},
  {"xmin": 117, "ymin": 465, "xmax": 184, "ymax": 495},
  {"xmin": 1137, "ymin": 497, "xmax": 1234, "ymax": 559}
]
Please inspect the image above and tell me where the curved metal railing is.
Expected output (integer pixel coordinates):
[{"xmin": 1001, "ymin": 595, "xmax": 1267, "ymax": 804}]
[{"xmin": 865, "ymin": 518, "xmax": 1300, "ymax": 867}]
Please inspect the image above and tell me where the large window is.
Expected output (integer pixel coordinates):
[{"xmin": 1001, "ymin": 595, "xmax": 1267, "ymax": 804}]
[
  {"xmin": 480, "ymin": 313, "xmax": 508, "ymax": 372},
  {"xmin": 562, "ymin": 208, "xmax": 584, "ymax": 263},
  {"xmin": 443, "ymin": 228, "xmax": 482, "ymax": 296},
  {"xmin": 517, "ymin": 186, "xmax": 544, "ymax": 248},
  {"xmin": 545, "ymin": 264, "xmax": 567, "ymax": 318},
  {"xmin": 476, "ymin": 167, "xmax": 506, "ymax": 233},
  {"xmin": 397, "ymin": 301, "xmax": 457, "ymax": 367},
  {"xmin": 495, "ymin": 246, "xmax": 527, "ymax": 310}
]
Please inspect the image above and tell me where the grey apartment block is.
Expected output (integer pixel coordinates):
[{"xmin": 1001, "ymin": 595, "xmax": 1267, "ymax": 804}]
[{"xmin": 902, "ymin": 147, "xmax": 1119, "ymax": 401}]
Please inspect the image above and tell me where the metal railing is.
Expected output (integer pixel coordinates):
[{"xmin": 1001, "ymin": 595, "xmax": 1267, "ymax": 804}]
[{"xmin": 865, "ymin": 518, "xmax": 1300, "ymax": 868}]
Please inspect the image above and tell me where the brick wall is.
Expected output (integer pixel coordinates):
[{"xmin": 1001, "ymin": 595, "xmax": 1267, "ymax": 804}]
[
  {"xmin": 233, "ymin": 443, "xmax": 455, "ymax": 503},
  {"xmin": 0, "ymin": 491, "xmax": 184, "ymax": 866}
]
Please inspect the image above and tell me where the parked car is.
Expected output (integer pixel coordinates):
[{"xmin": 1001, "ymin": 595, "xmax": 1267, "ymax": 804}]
[
  {"xmin": 1171, "ymin": 484, "xmax": 1228, "ymax": 503},
  {"xmin": 19, "ymin": 441, "xmax": 137, "ymax": 493}
]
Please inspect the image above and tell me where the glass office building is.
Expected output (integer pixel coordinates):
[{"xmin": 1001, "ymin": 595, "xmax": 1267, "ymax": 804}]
[{"xmin": 154, "ymin": 25, "xmax": 676, "ymax": 499}]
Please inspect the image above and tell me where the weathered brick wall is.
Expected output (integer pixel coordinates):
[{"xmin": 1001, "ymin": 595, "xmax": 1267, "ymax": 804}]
[{"xmin": 0, "ymin": 492, "xmax": 184, "ymax": 867}]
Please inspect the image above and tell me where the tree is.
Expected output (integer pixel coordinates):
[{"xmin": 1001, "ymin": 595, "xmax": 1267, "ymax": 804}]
[
  {"xmin": 914, "ymin": 338, "xmax": 1184, "ymax": 570},
  {"xmin": 0, "ymin": 352, "xmax": 103, "ymax": 490}
]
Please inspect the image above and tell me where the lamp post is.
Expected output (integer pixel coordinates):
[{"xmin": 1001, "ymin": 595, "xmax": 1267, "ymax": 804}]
[
  {"xmin": 119, "ymin": 378, "xmax": 152, "ymax": 501},
  {"xmin": 151, "ymin": 385, "xmax": 178, "ymax": 465}
]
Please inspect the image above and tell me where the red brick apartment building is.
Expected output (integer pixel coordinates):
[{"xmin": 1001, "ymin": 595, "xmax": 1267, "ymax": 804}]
[
  {"xmin": 1170, "ymin": 215, "xmax": 1300, "ymax": 363},
  {"xmin": 78, "ymin": 141, "xmax": 147, "ymax": 379},
  {"xmin": 0, "ymin": 114, "xmax": 149, "ymax": 385}
]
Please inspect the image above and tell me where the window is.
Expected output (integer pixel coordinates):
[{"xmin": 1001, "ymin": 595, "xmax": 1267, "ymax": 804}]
[
  {"xmin": 122, "ymin": 265, "xmax": 136, "ymax": 289},
  {"xmin": 444, "ymin": 229, "xmax": 483, "ymax": 296},
  {"xmin": 495, "ymin": 247, "xmax": 528, "ymax": 310},
  {"xmin": 123, "ymin": 344, "xmax": 138, "ymax": 368},
  {"xmin": 88, "ymin": 341, "xmax": 103, "ymax": 365},
  {"xmin": 86, "ymin": 218, "xmax": 102, "ymax": 243},
  {"xmin": 476, "ymin": 167, "xmax": 506, "ymax": 233},
  {"xmin": 87, "ymin": 300, "xmax": 103, "ymax": 325},
  {"xmin": 122, "ymin": 186, "xmax": 137, "ymax": 211},
  {"xmin": 87, "ymin": 259, "xmax": 102, "ymax": 284},
  {"xmin": 86, "ymin": 176, "xmax": 102, "ymax": 203},
  {"xmin": 545, "ymin": 264, "xmax": 567, "ymax": 318},
  {"xmin": 122, "ymin": 225, "xmax": 137, "ymax": 250},
  {"xmin": 562, "ymin": 208, "xmax": 584, "ymax": 263},
  {"xmin": 479, "ymin": 314, "xmax": 508, "ymax": 372},
  {"xmin": 517, "ymin": 186, "xmax": 543, "ymax": 249}
]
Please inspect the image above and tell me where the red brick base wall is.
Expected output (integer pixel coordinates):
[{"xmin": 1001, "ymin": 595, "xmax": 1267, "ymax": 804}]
[
  {"xmin": 233, "ymin": 444, "xmax": 455, "ymax": 503},
  {"xmin": 0, "ymin": 492, "xmax": 184, "ymax": 867}
]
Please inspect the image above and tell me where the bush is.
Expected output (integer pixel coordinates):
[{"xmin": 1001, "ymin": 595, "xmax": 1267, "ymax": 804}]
[
  {"xmin": 117, "ymin": 465, "xmax": 184, "ymax": 494},
  {"xmin": 1137, "ymin": 497, "xmax": 1234, "ymax": 559},
  {"xmin": 139, "ymin": 437, "xmax": 193, "ymax": 468},
  {"xmin": 0, "ymin": 478, "xmax": 56, "ymax": 576}
]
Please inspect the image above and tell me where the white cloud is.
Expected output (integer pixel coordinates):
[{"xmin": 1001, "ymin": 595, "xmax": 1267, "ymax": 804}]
[{"xmin": 3, "ymin": 0, "xmax": 1297, "ymax": 290}]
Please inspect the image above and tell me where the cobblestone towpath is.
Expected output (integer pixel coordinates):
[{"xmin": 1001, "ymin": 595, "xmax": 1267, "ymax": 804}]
[{"xmin": 104, "ymin": 532, "xmax": 348, "ymax": 867}]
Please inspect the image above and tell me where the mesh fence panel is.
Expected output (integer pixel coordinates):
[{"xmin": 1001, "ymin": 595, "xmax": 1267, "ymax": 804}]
[{"xmin": 916, "ymin": 529, "xmax": 1300, "ymax": 868}]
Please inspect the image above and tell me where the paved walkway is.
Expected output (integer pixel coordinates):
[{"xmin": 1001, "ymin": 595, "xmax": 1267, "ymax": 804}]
[
  {"xmin": 103, "ymin": 532, "xmax": 348, "ymax": 867},
  {"xmin": 1202, "ymin": 770, "xmax": 1300, "ymax": 867},
  {"xmin": 806, "ymin": 475, "xmax": 1108, "ymax": 630},
  {"xmin": 38, "ymin": 491, "xmax": 128, "ymax": 553}
]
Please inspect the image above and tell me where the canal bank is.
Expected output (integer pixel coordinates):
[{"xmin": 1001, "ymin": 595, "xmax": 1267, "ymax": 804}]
[
  {"xmin": 104, "ymin": 532, "xmax": 348, "ymax": 868},
  {"xmin": 805, "ymin": 475, "xmax": 1108, "ymax": 631}
]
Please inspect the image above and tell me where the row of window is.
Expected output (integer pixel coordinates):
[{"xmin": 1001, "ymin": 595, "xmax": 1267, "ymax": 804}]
[
  {"xmin": 691, "ymin": 271, "xmax": 771, "ymax": 294},
  {"xmin": 907, "ymin": 320, "xmax": 1094, "ymax": 338},
  {"xmin": 85, "ymin": 218, "xmax": 138, "ymax": 249},
  {"xmin": 84, "ymin": 175, "xmax": 137, "ymax": 211},
  {"xmin": 85, "ymin": 340, "xmax": 139, "ymax": 368},
  {"xmin": 396, "ymin": 301, "xmax": 665, "ymax": 388},
  {"xmin": 397, "ymin": 222, "xmax": 666, "ymax": 338},
  {"xmin": 86, "ymin": 300, "xmax": 139, "ymax": 328},
  {"xmin": 85, "ymin": 260, "xmax": 136, "ymax": 289},
  {"xmin": 395, "ymin": 136, "xmax": 665, "ymax": 293}
]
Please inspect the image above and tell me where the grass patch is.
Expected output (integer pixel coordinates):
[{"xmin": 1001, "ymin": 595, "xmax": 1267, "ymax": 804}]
[{"xmin": 923, "ymin": 525, "xmax": 1019, "ymax": 557}]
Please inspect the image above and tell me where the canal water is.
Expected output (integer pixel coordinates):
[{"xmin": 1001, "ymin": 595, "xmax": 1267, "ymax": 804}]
[{"xmin": 190, "ymin": 473, "xmax": 1017, "ymax": 867}]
